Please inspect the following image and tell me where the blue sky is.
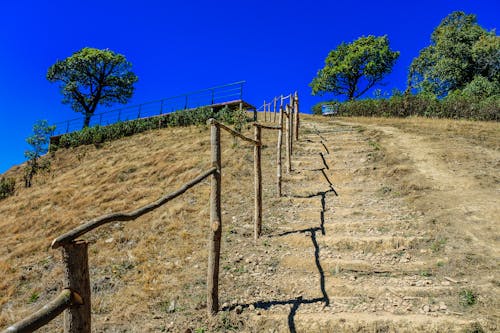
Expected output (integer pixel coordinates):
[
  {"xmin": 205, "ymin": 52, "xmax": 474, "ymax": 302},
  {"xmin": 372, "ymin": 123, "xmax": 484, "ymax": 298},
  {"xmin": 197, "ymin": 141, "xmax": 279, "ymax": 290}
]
[{"xmin": 0, "ymin": 0, "xmax": 498, "ymax": 173}]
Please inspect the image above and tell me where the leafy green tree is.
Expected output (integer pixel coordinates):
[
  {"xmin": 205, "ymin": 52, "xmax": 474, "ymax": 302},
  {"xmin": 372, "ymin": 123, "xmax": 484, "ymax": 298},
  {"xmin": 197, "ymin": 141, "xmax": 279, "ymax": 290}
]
[
  {"xmin": 409, "ymin": 11, "xmax": 499, "ymax": 97},
  {"xmin": 47, "ymin": 47, "xmax": 138, "ymax": 128},
  {"xmin": 24, "ymin": 120, "xmax": 55, "ymax": 188},
  {"xmin": 310, "ymin": 35, "xmax": 400, "ymax": 100}
]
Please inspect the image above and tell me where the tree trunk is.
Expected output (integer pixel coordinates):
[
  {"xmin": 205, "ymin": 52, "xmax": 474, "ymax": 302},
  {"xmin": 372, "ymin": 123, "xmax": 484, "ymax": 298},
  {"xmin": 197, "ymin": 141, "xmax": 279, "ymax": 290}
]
[{"xmin": 83, "ymin": 114, "xmax": 92, "ymax": 128}]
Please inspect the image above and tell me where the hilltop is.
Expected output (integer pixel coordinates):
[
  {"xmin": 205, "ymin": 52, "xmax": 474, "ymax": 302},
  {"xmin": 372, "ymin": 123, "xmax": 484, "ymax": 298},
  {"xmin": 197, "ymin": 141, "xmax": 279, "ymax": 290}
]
[{"xmin": 0, "ymin": 115, "xmax": 498, "ymax": 332}]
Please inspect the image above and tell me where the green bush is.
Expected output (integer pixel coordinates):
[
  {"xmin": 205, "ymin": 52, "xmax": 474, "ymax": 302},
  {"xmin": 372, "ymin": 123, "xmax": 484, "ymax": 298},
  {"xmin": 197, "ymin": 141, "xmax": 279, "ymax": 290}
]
[
  {"xmin": 51, "ymin": 106, "xmax": 250, "ymax": 151},
  {"xmin": 0, "ymin": 177, "xmax": 15, "ymax": 199},
  {"xmin": 318, "ymin": 93, "xmax": 499, "ymax": 121}
]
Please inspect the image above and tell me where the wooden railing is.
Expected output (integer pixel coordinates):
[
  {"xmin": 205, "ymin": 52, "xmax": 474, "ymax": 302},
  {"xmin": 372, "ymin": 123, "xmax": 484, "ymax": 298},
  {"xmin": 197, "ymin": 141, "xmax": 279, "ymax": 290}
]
[{"xmin": 2, "ymin": 93, "xmax": 300, "ymax": 333}]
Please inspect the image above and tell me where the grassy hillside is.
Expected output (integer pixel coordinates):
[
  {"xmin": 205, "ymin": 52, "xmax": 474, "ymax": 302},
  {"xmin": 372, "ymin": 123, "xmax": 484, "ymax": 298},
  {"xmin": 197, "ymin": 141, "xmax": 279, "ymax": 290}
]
[{"xmin": 1, "ymin": 115, "xmax": 498, "ymax": 332}]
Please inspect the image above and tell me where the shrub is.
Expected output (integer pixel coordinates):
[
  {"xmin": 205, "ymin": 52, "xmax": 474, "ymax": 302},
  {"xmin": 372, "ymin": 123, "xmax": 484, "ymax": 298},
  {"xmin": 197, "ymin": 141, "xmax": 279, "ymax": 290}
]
[
  {"xmin": 0, "ymin": 177, "xmax": 15, "ymax": 199},
  {"xmin": 319, "ymin": 93, "xmax": 499, "ymax": 121},
  {"xmin": 51, "ymin": 106, "xmax": 251, "ymax": 151}
]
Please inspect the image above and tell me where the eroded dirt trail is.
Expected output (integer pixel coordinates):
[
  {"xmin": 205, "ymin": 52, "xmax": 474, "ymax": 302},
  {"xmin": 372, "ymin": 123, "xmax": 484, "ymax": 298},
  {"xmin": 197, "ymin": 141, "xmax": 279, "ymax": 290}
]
[{"xmin": 356, "ymin": 122, "xmax": 500, "ymax": 258}]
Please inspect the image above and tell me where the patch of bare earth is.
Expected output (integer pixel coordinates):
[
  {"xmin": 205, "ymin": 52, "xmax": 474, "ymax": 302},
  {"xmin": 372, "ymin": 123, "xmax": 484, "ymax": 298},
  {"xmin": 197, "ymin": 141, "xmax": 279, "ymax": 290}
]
[{"xmin": 1, "ymin": 115, "xmax": 498, "ymax": 332}]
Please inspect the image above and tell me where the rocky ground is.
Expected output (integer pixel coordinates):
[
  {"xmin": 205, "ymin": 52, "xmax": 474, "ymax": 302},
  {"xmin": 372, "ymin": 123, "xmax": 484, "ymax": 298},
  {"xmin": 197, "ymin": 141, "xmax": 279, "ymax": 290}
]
[{"xmin": 200, "ymin": 116, "xmax": 498, "ymax": 332}]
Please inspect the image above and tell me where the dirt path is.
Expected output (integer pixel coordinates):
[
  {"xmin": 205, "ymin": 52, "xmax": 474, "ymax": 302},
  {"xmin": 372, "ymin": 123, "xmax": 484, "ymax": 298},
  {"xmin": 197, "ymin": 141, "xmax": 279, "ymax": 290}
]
[
  {"xmin": 229, "ymin": 117, "xmax": 498, "ymax": 332},
  {"xmin": 345, "ymin": 121, "xmax": 500, "ymax": 257}
]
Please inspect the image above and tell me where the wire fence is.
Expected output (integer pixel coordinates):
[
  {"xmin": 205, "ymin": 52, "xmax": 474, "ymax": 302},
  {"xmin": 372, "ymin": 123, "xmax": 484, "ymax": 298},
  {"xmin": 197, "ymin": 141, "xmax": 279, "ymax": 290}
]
[{"xmin": 52, "ymin": 81, "xmax": 246, "ymax": 135}]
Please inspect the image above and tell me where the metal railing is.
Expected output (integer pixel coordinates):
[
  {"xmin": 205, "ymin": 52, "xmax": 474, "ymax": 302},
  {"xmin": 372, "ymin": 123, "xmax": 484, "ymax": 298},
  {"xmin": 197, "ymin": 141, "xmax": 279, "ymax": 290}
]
[{"xmin": 52, "ymin": 81, "xmax": 246, "ymax": 135}]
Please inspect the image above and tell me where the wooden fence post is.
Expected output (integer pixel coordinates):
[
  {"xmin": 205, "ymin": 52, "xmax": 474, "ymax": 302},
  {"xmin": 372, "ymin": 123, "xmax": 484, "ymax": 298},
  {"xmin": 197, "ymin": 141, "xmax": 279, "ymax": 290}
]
[
  {"xmin": 277, "ymin": 106, "xmax": 283, "ymax": 197},
  {"xmin": 273, "ymin": 97, "xmax": 277, "ymax": 123},
  {"xmin": 61, "ymin": 241, "xmax": 91, "ymax": 333},
  {"xmin": 208, "ymin": 122, "xmax": 222, "ymax": 315},
  {"xmin": 286, "ymin": 105, "xmax": 292, "ymax": 173},
  {"xmin": 254, "ymin": 125, "xmax": 262, "ymax": 239},
  {"xmin": 263, "ymin": 100, "xmax": 266, "ymax": 122},
  {"xmin": 294, "ymin": 92, "xmax": 300, "ymax": 141},
  {"xmin": 289, "ymin": 97, "xmax": 294, "ymax": 155}
]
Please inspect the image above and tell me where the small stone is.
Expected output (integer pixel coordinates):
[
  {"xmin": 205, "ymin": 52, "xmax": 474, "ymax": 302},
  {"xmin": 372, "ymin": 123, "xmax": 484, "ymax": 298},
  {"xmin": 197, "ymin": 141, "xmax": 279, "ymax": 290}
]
[
  {"xmin": 249, "ymin": 304, "xmax": 255, "ymax": 311},
  {"xmin": 235, "ymin": 305, "xmax": 243, "ymax": 314},
  {"xmin": 105, "ymin": 237, "xmax": 114, "ymax": 243},
  {"xmin": 167, "ymin": 300, "xmax": 176, "ymax": 313},
  {"xmin": 439, "ymin": 302, "xmax": 447, "ymax": 311},
  {"xmin": 423, "ymin": 305, "xmax": 430, "ymax": 312},
  {"xmin": 221, "ymin": 302, "xmax": 229, "ymax": 309}
]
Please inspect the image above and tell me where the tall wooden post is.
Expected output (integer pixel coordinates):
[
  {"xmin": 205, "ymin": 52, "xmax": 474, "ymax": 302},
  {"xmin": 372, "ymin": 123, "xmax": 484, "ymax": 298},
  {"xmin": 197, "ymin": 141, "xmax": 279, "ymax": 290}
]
[
  {"xmin": 273, "ymin": 97, "xmax": 277, "ymax": 123},
  {"xmin": 277, "ymin": 106, "xmax": 283, "ymax": 197},
  {"xmin": 263, "ymin": 100, "xmax": 266, "ymax": 122},
  {"xmin": 285, "ymin": 105, "xmax": 291, "ymax": 173},
  {"xmin": 294, "ymin": 92, "xmax": 300, "ymax": 141},
  {"xmin": 208, "ymin": 122, "xmax": 222, "ymax": 315},
  {"xmin": 62, "ymin": 241, "xmax": 91, "ymax": 333},
  {"xmin": 289, "ymin": 98, "xmax": 294, "ymax": 155},
  {"xmin": 254, "ymin": 125, "xmax": 262, "ymax": 239}
]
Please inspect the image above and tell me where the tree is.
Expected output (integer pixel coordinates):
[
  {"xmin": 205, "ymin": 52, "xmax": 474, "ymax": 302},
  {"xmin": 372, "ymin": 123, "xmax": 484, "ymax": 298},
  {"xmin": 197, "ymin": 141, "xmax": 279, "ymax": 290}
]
[
  {"xmin": 24, "ymin": 120, "xmax": 55, "ymax": 188},
  {"xmin": 409, "ymin": 11, "xmax": 499, "ymax": 97},
  {"xmin": 47, "ymin": 47, "xmax": 138, "ymax": 128},
  {"xmin": 310, "ymin": 35, "xmax": 400, "ymax": 100}
]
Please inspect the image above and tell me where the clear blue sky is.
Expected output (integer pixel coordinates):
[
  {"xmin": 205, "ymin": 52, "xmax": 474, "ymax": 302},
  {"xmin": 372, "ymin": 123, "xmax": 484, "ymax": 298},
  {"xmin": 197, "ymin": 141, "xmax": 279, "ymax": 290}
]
[{"xmin": 1, "ymin": 0, "xmax": 498, "ymax": 173}]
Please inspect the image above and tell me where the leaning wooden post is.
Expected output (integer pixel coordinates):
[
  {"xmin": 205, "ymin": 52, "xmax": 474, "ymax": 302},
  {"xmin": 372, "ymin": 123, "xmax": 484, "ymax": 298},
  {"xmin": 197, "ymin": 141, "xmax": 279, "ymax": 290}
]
[
  {"xmin": 254, "ymin": 125, "xmax": 262, "ymax": 239},
  {"xmin": 294, "ymin": 91, "xmax": 300, "ymax": 141},
  {"xmin": 285, "ymin": 105, "xmax": 291, "ymax": 173},
  {"xmin": 277, "ymin": 106, "xmax": 284, "ymax": 197},
  {"xmin": 208, "ymin": 120, "xmax": 222, "ymax": 315},
  {"xmin": 62, "ymin": 241, "xmax": 91, "ymax": 333}
]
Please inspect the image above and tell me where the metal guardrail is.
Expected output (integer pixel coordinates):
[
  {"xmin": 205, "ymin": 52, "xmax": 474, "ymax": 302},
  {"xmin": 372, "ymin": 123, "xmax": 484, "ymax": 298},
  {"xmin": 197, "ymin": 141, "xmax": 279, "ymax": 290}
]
[{"xmin": 52, "ymin": 81, "xmax": 245, "ymax": 135}]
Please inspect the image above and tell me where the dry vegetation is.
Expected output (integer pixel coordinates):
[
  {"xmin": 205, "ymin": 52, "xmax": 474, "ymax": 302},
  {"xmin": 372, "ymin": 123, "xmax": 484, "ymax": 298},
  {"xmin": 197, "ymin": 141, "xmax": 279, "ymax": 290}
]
[{"xmin": 0, "ymin": 114, "xmax": 498, "ymax": 332}]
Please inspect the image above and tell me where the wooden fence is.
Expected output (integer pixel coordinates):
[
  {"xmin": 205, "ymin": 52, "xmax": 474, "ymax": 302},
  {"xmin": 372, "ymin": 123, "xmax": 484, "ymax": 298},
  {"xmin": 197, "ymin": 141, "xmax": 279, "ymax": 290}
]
[{"xmin": 2, "ymin": 92, "xmax": 300, "ymax": 333}]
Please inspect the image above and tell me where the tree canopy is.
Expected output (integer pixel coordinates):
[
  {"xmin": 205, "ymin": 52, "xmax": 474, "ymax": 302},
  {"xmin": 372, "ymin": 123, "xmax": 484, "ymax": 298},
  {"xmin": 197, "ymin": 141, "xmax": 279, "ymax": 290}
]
[
  {"xmin": 47, "ymin": 47, "xmax": 138, "ymax": 128},
  {"xmin": 310, "ymin": 35, "xmax": 400, "ymax": 100},
  {"xmin": 409, "ymin": 11, "xmax": 500, "ymax": 97},
  {"xmin": 24, "ymin": 120, "xmax": 55, "ymax": 187}
]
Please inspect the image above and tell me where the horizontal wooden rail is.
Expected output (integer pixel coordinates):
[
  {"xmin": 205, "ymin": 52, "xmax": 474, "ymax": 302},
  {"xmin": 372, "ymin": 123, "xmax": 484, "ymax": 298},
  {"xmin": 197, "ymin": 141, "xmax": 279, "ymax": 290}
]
[
  {"xmin": 2, "ymin": 289, "xmax": 82, "ymax": 333},
  {"xmin": 254, "ymin": 123, "xmax": 281, "ymax": 130},
  {"xmin": 51, "ymin": 167, "xmax": 217, "ymax": 248},
  {"xmin": 207, "ymin": 119, "xmax": 260, "ymax": 146}
]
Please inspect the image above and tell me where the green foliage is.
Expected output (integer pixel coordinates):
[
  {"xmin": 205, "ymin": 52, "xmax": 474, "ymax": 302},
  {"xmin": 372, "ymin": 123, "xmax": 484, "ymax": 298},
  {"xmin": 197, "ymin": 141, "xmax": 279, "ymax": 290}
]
[
  {"xmin": 459, "ymin": 289, "xmax": 477, "ymax": 306},
  {"xmin": 47, "ymin": 47, "xmax": 138, "ymax": 128},
  {"xmin": 310, "ymin": 35, "xmax": 400, "ymax": 100},
  {"xmin": 28, "ymin": 292, "xmax": 40, "ymax": 303},
  {"xmin": 409, "ymin": 11, "xmax": 499, "ymax": 97},
  {"xmin": 51, "ymin": 106, "xmax": 250, "ymax": 151},
  {"xmin": 217, "ymin": 106, "xmax": 249, "ymax": 132},
  {"xmin": 319, "ymin": 92, "xmax": 499, "ymax": 121},
  {"xmin": 24, "ymin": 120, "xmax": 55, "ymax": 188},
  {"xmin": 0, "ymin": 177, "xmax": 15, "ymax": 200}
]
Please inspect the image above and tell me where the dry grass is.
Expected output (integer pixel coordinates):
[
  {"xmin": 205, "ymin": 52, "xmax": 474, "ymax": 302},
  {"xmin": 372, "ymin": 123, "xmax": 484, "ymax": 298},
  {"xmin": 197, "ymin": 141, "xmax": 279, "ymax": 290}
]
[{"xmin": 0, "ymin": 120, "xmax": 280, "ymax": 331}]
